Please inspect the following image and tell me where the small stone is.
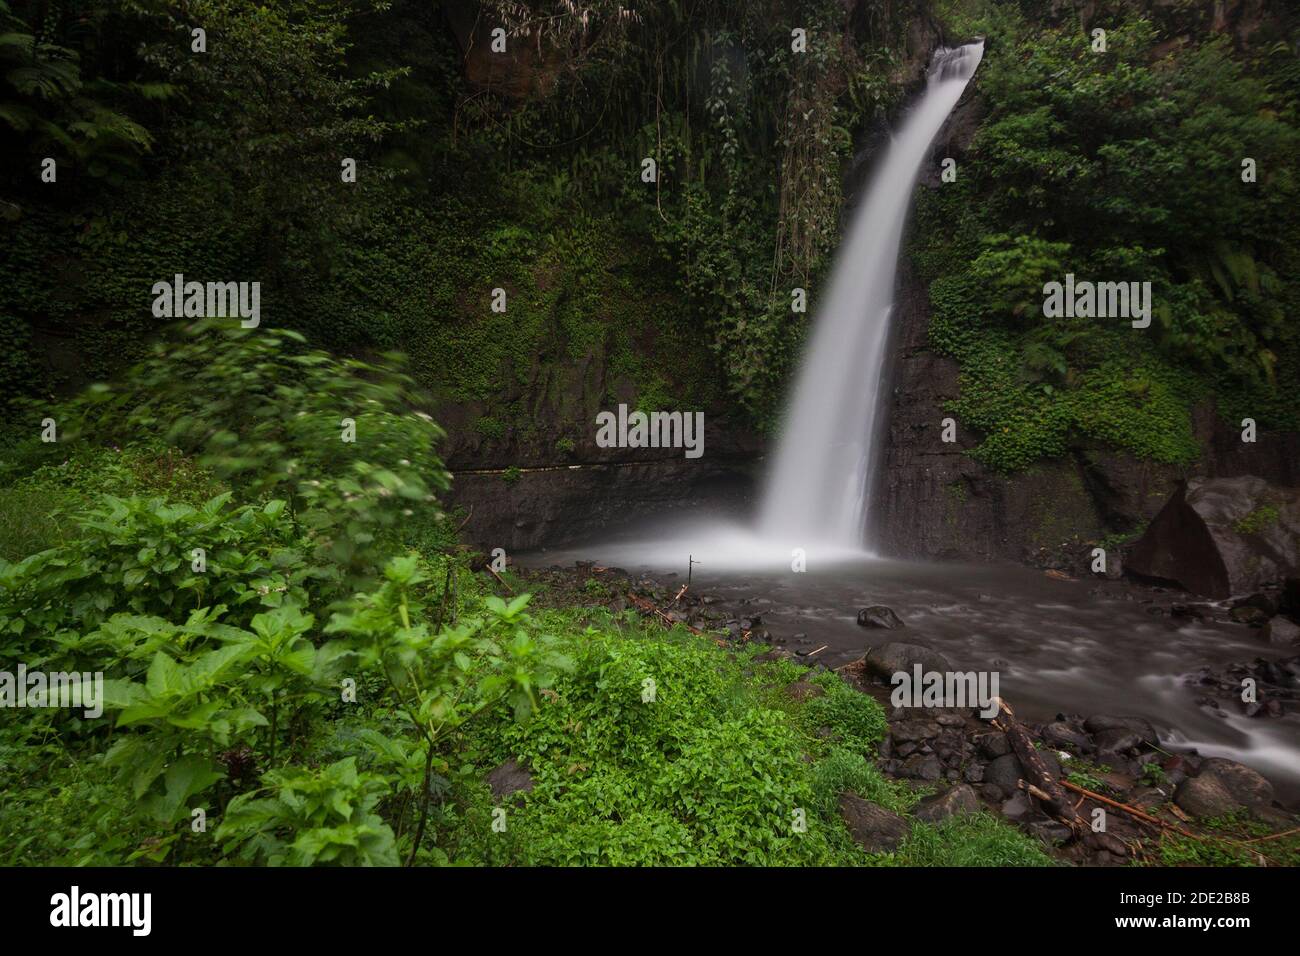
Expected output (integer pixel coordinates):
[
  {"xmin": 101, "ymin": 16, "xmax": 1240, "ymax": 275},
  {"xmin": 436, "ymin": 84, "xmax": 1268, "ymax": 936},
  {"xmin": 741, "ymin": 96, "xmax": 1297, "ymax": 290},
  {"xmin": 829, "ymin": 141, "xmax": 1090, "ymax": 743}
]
[
  {"xmin": 857, "ymin": 605, "xmax": 905, "ymax": 629},
  {"xmin": 890, "ymin": 719, "xmax": 941, "ymax": 743},
  {"xmin": 1000, "ymin": 792, "xmax": 1032, "ymax": 821},
  {"xmin": 1026, "ymin": 820, "xmax": 1073, "ymax": 846},
  {"xmin": 898, "ymin": 753, "xmax": 943, "ymax": 782},
  {"xmin": 974, "ymin": 731, "xmax": 1011, "ymax": 759},
  {"xmin": 1094, "ymin": 728, "xmax": 1142, "ymax": 754},
  {"xmin": 1083, "ymin": 715, "xmax": 1159, "ymax": 744},
  {"xmin": 913, "ymin": 784, "xmax": 979, "ymax": 823}
]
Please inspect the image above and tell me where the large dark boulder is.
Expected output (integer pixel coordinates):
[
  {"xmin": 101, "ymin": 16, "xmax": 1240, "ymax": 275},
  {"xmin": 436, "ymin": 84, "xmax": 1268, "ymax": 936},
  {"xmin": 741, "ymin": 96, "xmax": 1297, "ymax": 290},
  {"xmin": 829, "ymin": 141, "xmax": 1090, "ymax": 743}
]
[
  {"xmin": 1125, "ymin": 477, "xmax": 1300, "ymax": 598},
  {"xmin": 862, "ymin": 642, "xmax": 953, "ymax": 681},
  {"xmin": 1174, "ymin": 758, "xmax": 1274, "ymax": 818}
]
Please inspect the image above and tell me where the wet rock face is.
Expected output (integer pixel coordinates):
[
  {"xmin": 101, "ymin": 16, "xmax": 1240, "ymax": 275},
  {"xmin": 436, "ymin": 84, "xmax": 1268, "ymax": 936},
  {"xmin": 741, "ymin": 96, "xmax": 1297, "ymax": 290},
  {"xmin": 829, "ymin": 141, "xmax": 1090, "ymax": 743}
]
[
  {"xmin": 876, "ymin": 255, "xmax": 1300, "ymax": 565},
  {"xmin": 1126, "ymin": 477, "xmax": 1300, "ymax": 598}
]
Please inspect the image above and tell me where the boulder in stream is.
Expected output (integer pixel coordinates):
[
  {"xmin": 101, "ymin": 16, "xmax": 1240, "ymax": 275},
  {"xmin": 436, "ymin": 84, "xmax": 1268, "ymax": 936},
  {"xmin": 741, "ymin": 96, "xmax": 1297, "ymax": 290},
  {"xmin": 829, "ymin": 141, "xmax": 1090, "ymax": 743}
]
[
  {"xmin": 863, "ymin": 642, "xmax": 953, "ymax": 681},
  {"xmin": 1263, "ymin": 616, "xmax": 1300, "ymax": 646},
  {"xmin": 1125, "ymin": 477, "xmax": 1300, "ymax": 599},
  {"xmin": 857, "ymin": 605, "xmax": 905, "ymax": 629}
]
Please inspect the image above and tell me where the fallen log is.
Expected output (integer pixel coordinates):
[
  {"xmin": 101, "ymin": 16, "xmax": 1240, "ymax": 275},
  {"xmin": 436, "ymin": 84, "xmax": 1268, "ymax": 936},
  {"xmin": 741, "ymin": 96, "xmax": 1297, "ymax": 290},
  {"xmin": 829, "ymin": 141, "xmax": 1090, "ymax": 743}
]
[
  {"xmin": 992, "ymin": 698, "xmax": 1087, "ymax": 837},
  {"xmin": 1057, "ymin": 778, "xmax": 1196, "ymax": 839}
]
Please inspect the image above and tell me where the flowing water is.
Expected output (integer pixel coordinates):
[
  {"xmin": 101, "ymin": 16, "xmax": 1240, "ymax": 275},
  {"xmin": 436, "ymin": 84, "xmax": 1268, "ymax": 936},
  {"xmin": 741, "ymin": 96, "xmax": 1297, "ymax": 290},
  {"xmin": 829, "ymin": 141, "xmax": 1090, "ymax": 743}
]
[
  {"xmin": 523, "ymin": 524, "xmax": 1300, "ymax": 801},
  {"xmin": 520, "ymin": 40, "xmax": 1300, "ymax": 799},
  {"xmin": 760, "ymin": 41, "xmax": 984, "ymax": 550}
]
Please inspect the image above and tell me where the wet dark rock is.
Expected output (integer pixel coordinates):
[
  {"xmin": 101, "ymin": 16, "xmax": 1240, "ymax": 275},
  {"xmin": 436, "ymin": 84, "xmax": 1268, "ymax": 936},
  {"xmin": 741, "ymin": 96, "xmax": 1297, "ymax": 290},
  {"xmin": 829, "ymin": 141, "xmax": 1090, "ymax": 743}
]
[
  {"xmin": 974, "ymin": 731, "xmax": 1011, "ymax": 759},
  {"xmin": 1026, "ymin": 820, "xmax": 1073, "ymax": 846},
  {"xmin": 1093, "ymin": 728, "xmax": 1143, "ymax": 755},
  {"xmin": 914, "ymin": 784, "xmax": 979, "ymax": 823},
  {"xmin": 1230, "ymin": 605, "xmax": 1270, "ymax": 627},
  {"xmin": 1234, "ymin": 593, "xmax": 1278, "ymax": 616},
  {"xmin": 857, "ymin": 605, "xmax": 905, "ymax": 629},
  {"xmin": 1042, "ymin": 721, "xmax": 1091, "ymax": 752},
  {"xmin": 863, "ymin": 642, "xmax": 952, "ymax": 681},
  {"xmin": 1282, "ymin": 578, "xmax": 1300, "ymax": 616},
  {"xmin": 985, "ymin": 751, "xmax": 1062, "ymax": 794},
  {"xmin": 486, "ymin": 758, "xmax": 534, "ymax": 802},
  {"xmin": 838, "ymin": 793, "xmax": 909, "ymax": 853},
  {"xmin": 1263, "ymin": 617, "xmax": 1300, "ymax": 645},
  {"xmin": 898, "ymin": 753, "xmax": 944, "ymax": 782},
  {"xmin": 1126, "ymin": 477, "xmax": 1300, "ymax": 599},
  {"xmin": 1000, "ymin": 792, "xmax": 1032, "ymax": 822},
  {"xmin": 1086, "ymin": 831, "xmax": 1130, "ymax": 857},
  {"xmin": 1174, "ymin": 758, "xmax": 1275, "ymax": 818},
  {"xmin": 1083, "ymin": 714, "xmax": 1159, "ymax": 745},
  {"xmin": 963, "ymin": 763, "xmax": 985, "ymax": 784},
  {"xmin": 890, "ymin": 719, "xmax": 941, "ymax": 743}
]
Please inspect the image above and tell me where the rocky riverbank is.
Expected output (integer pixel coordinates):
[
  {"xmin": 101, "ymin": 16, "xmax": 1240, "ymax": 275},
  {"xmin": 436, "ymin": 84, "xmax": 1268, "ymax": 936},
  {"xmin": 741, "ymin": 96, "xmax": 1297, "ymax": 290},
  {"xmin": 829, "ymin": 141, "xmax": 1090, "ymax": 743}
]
[{"xmin": 511, "ymin": 560, "xmax": 1300, "ymax": 865}]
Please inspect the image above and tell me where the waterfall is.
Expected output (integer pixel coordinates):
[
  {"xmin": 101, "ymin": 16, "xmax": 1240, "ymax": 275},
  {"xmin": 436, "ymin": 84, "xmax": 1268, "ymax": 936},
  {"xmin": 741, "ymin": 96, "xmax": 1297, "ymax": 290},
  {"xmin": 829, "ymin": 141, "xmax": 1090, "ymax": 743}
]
[{"xmin": 758, "ymin": 41, "xmax": 984, "ymax": 552}]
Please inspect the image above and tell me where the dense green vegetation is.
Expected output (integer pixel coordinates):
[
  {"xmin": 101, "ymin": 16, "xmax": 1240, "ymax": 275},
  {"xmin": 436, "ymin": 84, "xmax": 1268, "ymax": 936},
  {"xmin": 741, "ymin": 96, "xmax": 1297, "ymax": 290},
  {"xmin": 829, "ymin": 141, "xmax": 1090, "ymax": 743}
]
[
  {"xmin": 6, "ymin": 1, "xmax": 1293, "ymax": 463},
  {"xmin": 0, "ymin": 327, "xmax": 1053, "ymax": 865},
  {"xmin": 2, "ymin": 0, "xmax": 1297, "ymax": 867},
  {"xmin": 1, "ymin": 0, "xmax": 932, "ymax": 434},
  {"xmin": 920, "ymin": 0, "xmax": 1300, "ymax": 471}
]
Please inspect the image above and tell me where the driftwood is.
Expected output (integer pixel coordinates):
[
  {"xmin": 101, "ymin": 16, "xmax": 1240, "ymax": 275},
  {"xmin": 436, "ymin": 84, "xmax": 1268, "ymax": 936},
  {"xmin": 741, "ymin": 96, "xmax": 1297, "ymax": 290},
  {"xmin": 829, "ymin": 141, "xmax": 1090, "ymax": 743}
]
[
  {"xmin": 1058, "ymin": 778, "xmax": 1196, "ymax": 839},
  {"xmin": 992, "ymin": 698, "xmax": 1087, "ymax": 836},
  {"xmin": 1059, "ymin": 779, "xmax": 1282, "ymax": 865}
]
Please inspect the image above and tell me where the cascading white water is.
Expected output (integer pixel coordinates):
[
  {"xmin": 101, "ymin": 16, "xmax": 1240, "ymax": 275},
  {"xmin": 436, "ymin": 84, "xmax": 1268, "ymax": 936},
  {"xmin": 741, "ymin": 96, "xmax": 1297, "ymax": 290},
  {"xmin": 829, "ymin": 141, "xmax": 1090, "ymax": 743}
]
[{"xmin": 759, "ymin": 41, "xmax": 984, "ymax": 551}]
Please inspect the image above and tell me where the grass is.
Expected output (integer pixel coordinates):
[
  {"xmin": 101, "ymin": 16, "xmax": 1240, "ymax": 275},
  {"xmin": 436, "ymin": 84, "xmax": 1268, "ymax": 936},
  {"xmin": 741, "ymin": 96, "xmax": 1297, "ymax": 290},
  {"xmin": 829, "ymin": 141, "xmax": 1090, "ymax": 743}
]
[
  {"xmin": 432, "ymin": 608, "xmax": 1052, "ymax": 867},
  {"xmin": 1158, "ymin": 811, "xmax": 1300, "ymax": 867}
]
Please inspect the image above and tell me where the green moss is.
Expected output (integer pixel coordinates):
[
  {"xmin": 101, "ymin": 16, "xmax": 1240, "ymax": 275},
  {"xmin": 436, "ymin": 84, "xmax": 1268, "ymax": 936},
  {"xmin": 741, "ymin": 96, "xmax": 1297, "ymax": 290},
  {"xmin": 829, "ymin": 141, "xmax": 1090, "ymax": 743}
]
[
  {"xmin": 1235, "ymin": 504, "xmax": 1279, "ymax": 535},
  {"xmin": 473, "ymin": 416, "xmax": 506, "ymax": 440}
]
